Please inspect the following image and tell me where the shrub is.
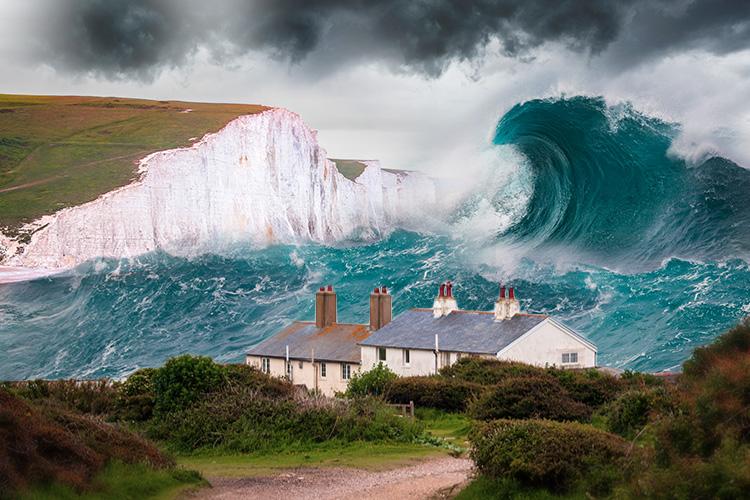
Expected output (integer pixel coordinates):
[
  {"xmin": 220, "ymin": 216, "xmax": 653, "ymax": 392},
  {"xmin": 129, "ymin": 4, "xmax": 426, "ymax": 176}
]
[
  {"xmin": 152, "ymin": 355, "xmax": 226, "ymax": 415},
  {"xmin": 605, "ymin": 387, "xmax": 673, "ymax": 438},
  {"xmin": 116, "ymin": 368, "xmax": 157, "ymax": 421},
  {"xmin": 440, "ymin": 358, "xmax": 544, "ymax": 385},
  {"xmin": 470, "ymin": 419, "xmax": 628, "ymax": 493},
  {"xmin": 386, "ymin": 376, "xmax": 483, "ymax": 412},
  {"xmin": 222, "ymin": 364, "xmax": 293, "ymax": 398},
  {"xmin": 149, "ymin": 385, "xmax": 420, "ymax": 452},
  {"xmin": 0, "ymin": 388, "xmax": 172, "ymax": 498},
  {"xmin": 9, "ymin": 379, "xmax": 118, "ymax": 416},
  {"xmin": 346, "ymin": 363, "xmax": 397, "ymax": 397},
  {"xmin": 468, "ymin": 375, "xmax": 591, "ymax": 422},
  {"xmin": 547, "ymin": 368, "xmax": 623, "ymax": 408},
  {"xmin": 683, "ymin": 318, "xmax": 750, "ymax": 380}
]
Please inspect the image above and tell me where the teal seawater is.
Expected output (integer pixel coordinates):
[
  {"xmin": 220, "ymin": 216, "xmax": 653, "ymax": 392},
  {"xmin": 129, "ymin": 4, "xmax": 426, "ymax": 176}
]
[{"xmin": 1, "ymin": 97, "xmax": 749, "ymax": 379}]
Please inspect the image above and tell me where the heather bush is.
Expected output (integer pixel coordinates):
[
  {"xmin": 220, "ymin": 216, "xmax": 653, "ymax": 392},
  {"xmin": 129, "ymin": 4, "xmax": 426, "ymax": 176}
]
[
  {"xmin": 470, "ymin": 419, "xmax": 628, "ymax": 493},
  {"xmin": 152, "ymin": 355, "xmax": 226, "ymax": 415},
  {"xmin": 346, "ymin": 362, "xmax": 397, "ymax": 397},
  {"xmin": 8, "ymin": 379, "xmax": 118, "ymax": 416},
  {"xmin": 222, "ymin": 363, "xmax": 293, "ymax": 398},
  {"xmin": 468, "ymin": 375, "xmax": 591, "ymax": 422},
  {"xmin": 386, "ymin": 376, "xmax": 484, "ymax": 411}
]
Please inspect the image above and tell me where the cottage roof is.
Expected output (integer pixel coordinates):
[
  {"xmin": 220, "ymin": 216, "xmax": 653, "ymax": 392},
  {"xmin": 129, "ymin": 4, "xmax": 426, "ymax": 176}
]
[
  {"xmin": 359, "ymin": 309, "xmax": 551, "ymax": 354},
  {"xmin": 247, "ymin": 321, "xmax": 369, "ymax": 363}
]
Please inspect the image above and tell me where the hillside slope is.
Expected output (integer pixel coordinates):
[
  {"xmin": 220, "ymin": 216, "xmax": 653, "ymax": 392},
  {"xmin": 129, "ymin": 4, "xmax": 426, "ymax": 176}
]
[{"xmin": 0, "ymin": 94, "xmax": 268, "ymax": 233}]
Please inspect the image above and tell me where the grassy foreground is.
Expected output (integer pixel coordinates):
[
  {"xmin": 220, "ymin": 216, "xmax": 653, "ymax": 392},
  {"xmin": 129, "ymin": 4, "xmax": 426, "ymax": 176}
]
[{"xmin": 0, "ymin": 94, "xmax": 267, "ymax": 232}]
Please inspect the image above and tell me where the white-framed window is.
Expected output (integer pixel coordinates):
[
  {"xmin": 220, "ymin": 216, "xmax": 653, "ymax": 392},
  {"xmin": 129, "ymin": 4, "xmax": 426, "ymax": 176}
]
[
  {"xmin": 320, "ymin": 362, "xmax": 327, "ymax": 378},
  {"xmin": 441, "ymin": 352, "xmax": 450, "ymax": 367},
  {"xmin": 342, "ymin": 363, "xmax": 351, "ymax": 380},
  {"xmin": 561, "ymin": 352, "xmax": 579, "ymax": 364},
  {"xmin": 298, "ymin": 360, "xmax": 303, "ymax": 369},
  {"xmin": 378, "ymin": 347, "xmax": 387, "ymax": 362},
  {"xmin": 403, "ymin": 349, "xmax": 410, "ymax": 366},
  {"xmin": 261, "ymin": 357, "xmax": 270, "ymax": 374},
  {"xmin": 286, "ymin": 362, "xmax": 293, "ymax": 379}
]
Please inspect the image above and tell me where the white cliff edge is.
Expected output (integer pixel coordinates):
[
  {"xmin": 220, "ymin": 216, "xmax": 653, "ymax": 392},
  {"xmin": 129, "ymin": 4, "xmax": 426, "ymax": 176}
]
[{"xmin": 0, "ymin": 108, "xmax": 437, "ymax": 270}]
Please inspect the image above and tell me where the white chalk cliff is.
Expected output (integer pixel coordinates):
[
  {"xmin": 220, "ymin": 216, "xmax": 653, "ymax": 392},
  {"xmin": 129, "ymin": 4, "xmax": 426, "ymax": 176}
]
[{"xmin": 1, "ymin": 108, "xmax": 437, "ymax": 269}]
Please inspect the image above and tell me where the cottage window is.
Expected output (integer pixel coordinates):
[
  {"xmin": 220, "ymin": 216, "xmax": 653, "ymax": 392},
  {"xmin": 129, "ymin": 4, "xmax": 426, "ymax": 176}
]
[
  {"xmin": 562, "ymin": 352, "xmax": 578, "ymax": 364},
  {"xmin": 403, "ymin": 349, "xmax": 410, "ymax": 365},
  {"xmin": 286, "ymin": 362, "xmax": 293, "ymax": 379},
  {"xmin": 320, "ymin": 362, "xmax": 327, "ymax": 378},
  {"xmin": 261, "ymin": 357, "xmax": 270, "ymax": 374},
  {"xmin": 342, "ymin": 363, "xmax": 351, "ymax": 380},
  {"xmin": 298, "ymin": 360, "xmax": 303, "ymax": 369},
  {"xmin": 378, "ymin": 347, "xmax": 387, "ymax": 362}
]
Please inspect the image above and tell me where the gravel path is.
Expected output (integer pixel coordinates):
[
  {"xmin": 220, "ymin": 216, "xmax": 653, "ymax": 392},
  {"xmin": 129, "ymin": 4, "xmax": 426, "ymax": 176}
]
[{"xmin": 189, "ymin": 456, "xmax": 473, "ymax": 500}]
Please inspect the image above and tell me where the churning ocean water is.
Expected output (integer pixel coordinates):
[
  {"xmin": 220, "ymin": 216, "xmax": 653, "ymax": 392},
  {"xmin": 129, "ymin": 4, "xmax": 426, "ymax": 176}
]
[{"xmin": 1, "ymin": 96, "xmax": 749, "ymax": 379}]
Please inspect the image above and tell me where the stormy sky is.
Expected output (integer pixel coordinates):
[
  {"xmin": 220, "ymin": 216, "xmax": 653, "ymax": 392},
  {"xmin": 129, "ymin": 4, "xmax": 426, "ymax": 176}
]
[{"xmin": 2, "ymin": 0, "xmax": 750, "ymax": 169}]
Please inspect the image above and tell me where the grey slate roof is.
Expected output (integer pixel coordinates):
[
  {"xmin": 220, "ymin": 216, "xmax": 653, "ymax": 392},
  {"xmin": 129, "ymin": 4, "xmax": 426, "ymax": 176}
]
[
  {"xmin": 359, "ymin": 309, "xmax": 549, "ymax": 354},
  {"xmin": 247, "ymin": 322, "xmax": 369, "ymax": 363}
]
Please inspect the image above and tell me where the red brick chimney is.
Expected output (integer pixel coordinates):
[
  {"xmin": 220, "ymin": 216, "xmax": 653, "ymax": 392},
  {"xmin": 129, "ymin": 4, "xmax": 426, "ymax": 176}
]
[
  {"xmin": 315, "ymin": 285, "xmax": 337, "ymax": 328},
  {"xmin": 370, "ymin": 286, "xmax": 392, "ymax": 331}
]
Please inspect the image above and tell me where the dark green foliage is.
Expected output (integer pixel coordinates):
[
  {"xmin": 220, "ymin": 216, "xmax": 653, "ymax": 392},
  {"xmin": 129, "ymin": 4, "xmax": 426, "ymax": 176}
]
[
  {"xmin": 547, "ymin": 368, "xmax": 622, "ymax": 408},
  {"xmin": 149, "ymin": 386, "xmax": 421, "ymax": 453},
  {"xmin": 152, "ymin": 355, "xmax": 226, "ymax": 415},
  {"xmin": 467, "ymin": 375, "xmax": 591, "ymax": 422},
  {"xmin": 386, "ymin": 376, "xmax": 483, "ymax": 411},
  {"xmin": 605, "ymin": 386, "xmax": 674, "ymax": 438},
  {"xmin": 346, "ymin": 362, "xmax": 397, "ymax": 397},
  {"xmin": 222, "ymin": 364, "xmax": 293, "ymax": 398},
  {"xmin": 470, "ymin": 419, "xmax": 627, "ymax": 493},
  {"xmin": 115, "ymin": 368, "xmax": 157, "ymax": 421},
  {"xmin": 440, "ymin": 358, "xmax": 542, "ymax": 385}
]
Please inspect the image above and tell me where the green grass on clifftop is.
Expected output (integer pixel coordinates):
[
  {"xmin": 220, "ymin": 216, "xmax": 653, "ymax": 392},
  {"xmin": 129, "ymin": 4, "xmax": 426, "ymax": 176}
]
[{"xmin": 0, "ymin": 94, "xmax": 268, "ymax": 233}]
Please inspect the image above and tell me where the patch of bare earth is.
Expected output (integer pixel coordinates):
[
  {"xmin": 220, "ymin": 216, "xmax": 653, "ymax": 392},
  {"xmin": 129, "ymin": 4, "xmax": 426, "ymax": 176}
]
[{"xmin": 187, "ymin": 456, "xmax": 473, "ymax": 500}]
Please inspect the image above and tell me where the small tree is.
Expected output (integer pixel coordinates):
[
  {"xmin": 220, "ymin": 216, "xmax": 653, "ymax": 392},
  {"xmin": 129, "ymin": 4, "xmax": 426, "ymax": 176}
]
[
  {"xmin": 346, "ymin": 363, "xmax": 397, "ymax": 397},
  {"xmin": 152, "ymin": 355, "xmax": 225, "ymax": 415}
]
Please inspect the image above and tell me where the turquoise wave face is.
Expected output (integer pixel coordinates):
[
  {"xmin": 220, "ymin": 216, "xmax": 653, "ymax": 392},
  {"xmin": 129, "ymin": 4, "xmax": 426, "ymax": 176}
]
[{"xmin": 1, "ymin": 96, "xmax": 749, "ymax": 379}]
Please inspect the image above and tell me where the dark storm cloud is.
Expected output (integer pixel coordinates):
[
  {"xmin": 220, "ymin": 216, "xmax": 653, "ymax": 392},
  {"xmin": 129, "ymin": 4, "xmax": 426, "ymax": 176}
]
[{"xmin": 32, "ymin": 0, "xmax": 750, "ymax": 80}]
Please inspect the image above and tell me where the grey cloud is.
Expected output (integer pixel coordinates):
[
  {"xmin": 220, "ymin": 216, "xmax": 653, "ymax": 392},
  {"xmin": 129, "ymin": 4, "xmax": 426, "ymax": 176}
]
[{"xmin": 30, "ymin": 0, "xmax": 750, "ymax": 80}]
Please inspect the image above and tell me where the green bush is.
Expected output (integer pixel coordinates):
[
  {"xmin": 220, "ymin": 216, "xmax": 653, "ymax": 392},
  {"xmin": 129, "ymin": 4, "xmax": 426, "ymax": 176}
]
[
  {"xmin": 683, "ymin": 318, "xmax": 750, "ymax": 380},
  {"xmin": 116, "ymin": 368, "xmax": 157, "ymax": 421},
  {"xmin": 547, "ymin": 368, "xmax": 623, "ymax": 408},
  {"xmin": 152, "ymin": 355, "xmax": 226, "ymax": 415},
  {"xmin": 468, "ymin": 375, "xmax": 591, "ymax": 422},
  {"xmin": 386, "ymin": 376, "xmax": 484, "ymax": 411},
  {"xmin": 8, "ymin": 379, "xmax": 118, "ymax": 416},
  {"xmin": 222, "ymin": 364, "xmax": 293, "ymax": 398},
  {"xmin": 470, "ymin": 419, "xmax": 628, "ymax": 493},
  {"xmin": 346, "ymin": 363, "xmax": 397, "ymax": 397},
  {"xmin": 149, "ymin": 385, "xmax": 421, "ymax": 452},
  {"xmin": 605, "ymin": 387, "xmax": 673, "ymax": 438},
  {"xmin": 440, "ymin": 358, "xmax": 544, "ymax": 385}
]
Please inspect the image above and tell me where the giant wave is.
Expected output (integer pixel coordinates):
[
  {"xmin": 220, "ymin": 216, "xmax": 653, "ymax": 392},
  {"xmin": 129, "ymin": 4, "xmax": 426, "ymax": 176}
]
[{"xmin": 1, "ymin": 96, "xmax": 749, "ymax": 379}]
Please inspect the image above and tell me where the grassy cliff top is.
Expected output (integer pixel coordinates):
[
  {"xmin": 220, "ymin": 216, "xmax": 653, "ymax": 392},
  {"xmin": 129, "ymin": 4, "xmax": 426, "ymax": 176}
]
[{"xmin": 0, "ymin": 94, "xmax": 269, "ymax": 233}]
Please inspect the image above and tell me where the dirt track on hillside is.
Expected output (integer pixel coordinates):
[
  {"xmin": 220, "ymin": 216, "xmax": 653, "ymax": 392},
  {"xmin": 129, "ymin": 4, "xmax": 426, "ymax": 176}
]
[{"xmin": 187, "ymin": 456, "xmax": 473, "ymax": 500}]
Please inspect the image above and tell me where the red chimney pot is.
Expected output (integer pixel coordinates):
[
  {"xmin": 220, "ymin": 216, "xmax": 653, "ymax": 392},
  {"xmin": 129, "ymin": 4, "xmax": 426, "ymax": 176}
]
[
  {"xmin": 319, "ymin": 286, "xmax": 325, "ymax": 292},
  {"xmin": 327, "ymin": 285, "xmax": 333, "ymax": 292},
  {"xmin": 439, "ymin": 283, "xmax": 445, "ymax": 297},
  {"xmin": 373, "ymin": 287, "xmax": 380, "ymax": 294},
  {"xmin": 509, "ymin": 287, "xmax": 515, "ymax": 300},
  {"xmin": 381, "ymin": 286, "xmax": 387, "ymax": 294},
  {"xmin": 447, "ymin": 281, "xmax": 453, "ymax": 298},
  {"xmin": 500, "ymin": 286, "xmax": 506, "ymax": 299}
]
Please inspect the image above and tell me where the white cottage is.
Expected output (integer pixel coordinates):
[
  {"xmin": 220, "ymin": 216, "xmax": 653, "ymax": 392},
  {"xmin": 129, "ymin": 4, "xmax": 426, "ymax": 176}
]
[
  {"xmin": 247, "ymin": 282, "xmax": 597, "ymax": 395},
  {"xmin": 359, "ymin": 283, "xmax": 597, "ymax": 375}
]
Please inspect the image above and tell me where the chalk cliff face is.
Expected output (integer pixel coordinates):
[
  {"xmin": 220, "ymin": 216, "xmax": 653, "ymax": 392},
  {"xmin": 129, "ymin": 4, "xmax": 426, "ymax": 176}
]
[{"xmin": 1, "ymin": 108, "xmax": 436, "ymax": 269}]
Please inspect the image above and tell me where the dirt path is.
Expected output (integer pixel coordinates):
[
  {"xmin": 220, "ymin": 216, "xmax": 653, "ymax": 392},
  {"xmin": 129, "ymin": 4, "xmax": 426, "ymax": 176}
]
[{"xmin": 187, "ymin": 456, "xmax": 473, "ymax": 500}]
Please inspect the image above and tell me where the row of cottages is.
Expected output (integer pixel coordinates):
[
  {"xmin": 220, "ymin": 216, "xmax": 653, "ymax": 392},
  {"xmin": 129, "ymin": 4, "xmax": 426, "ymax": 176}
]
[{"xmin": 246, "ymin": 282, "xmax": 597, "ymax": 395}]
